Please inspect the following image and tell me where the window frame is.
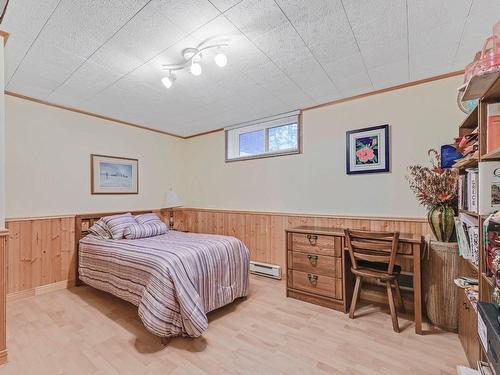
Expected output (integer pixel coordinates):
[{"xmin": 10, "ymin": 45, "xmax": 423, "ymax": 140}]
[{"xmin": 225, "ymin": 114, "xmax": 302, "ymax": 163}]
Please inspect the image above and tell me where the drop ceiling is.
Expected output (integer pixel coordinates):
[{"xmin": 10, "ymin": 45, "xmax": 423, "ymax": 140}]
[{"xmin": 2, "ymin": 0, "xmax": 498, "ymax": 137}]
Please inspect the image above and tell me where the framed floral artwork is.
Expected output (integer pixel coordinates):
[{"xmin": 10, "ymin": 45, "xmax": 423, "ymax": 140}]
[{"xmin": 346, "ymin": 124, "xmax": 390, "ymax": 174}]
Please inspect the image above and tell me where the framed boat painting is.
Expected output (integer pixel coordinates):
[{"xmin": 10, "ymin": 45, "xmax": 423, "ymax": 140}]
[
  {"xmin": 91, "ymin": 154, "xmax": 138, "ymax": 194},
  {"xmin": 346, "ymin": 124, "xmax": 390, "ymax": 174}
]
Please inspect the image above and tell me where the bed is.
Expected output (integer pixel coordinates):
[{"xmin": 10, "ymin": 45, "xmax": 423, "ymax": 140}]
[{"xmin": 76, "ymin": 211, "xmax": 250, "ymax": 338}]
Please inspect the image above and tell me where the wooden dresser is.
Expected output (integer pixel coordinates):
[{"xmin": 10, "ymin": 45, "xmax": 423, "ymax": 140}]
[{"xmin": 286, "ymin": 226, "xmax": 350, "ymax": 313}]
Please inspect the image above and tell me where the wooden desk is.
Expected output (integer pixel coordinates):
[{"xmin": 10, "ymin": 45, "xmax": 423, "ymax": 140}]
[{"xmin": 286, "ymin": 226, "xmax": 423, "ymax": 334}]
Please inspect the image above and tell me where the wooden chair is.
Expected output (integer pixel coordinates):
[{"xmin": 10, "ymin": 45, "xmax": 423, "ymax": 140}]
[{"xmin": 344, "ymin": 229, "xmax": 404, "ymax": 332}]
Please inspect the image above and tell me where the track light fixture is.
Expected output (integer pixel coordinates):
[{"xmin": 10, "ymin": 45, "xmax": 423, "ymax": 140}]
[
  {"xmin": 214, "ymin": 52, "xmax": 227, "ymax": 67},
  {"xmin": 161, "ymin": 72, "xmax": 176, "ymax": 89},
  {"xmin": 160, "ymin": 40, "xmax": 229, "ymax": 89}
]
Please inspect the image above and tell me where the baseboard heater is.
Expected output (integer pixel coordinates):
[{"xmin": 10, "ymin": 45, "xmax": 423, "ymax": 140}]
[{"xmin": 250, "ymin": 261, "xmax": 282, "ymax": 279}]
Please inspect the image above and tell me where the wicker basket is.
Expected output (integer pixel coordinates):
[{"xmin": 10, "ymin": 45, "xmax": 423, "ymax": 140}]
[{"xmin": 423, "ymin": 240, "xmax": 460, "ymax": 332}]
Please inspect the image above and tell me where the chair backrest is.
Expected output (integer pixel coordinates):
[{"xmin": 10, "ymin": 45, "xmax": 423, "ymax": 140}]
[{"xmin": 344, "ymin": 229, "xmax": 400, "ymax": 274}]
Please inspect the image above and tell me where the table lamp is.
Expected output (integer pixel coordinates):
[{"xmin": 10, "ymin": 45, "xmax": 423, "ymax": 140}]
[{"xmin": 163, "ymin": 189, "xmax": 183, "ymax": 229}]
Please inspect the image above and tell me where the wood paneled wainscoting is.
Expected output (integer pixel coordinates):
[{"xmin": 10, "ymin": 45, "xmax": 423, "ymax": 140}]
[
  {"xmin": 172, "ymin": 208, "xmax": 430, "ymax": 311},
  {"xmin": 3, "ymin": 209, "xmax": 429, "ymax": 311},
  {"xmin": 5, "ymin": 216, "xmax": 76, "ymax": 300}
]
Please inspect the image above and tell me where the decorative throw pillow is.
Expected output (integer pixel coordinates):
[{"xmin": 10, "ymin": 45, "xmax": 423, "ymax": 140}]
[
  {"xmin": 124, "ymin": 222, "xmax": 168, "ymax": 239},
  {"xmin": 135, "ymin": 213, "xmax": 163, "ymax": 225},
  {"xmin": 88, "ymin": 218, "xmax": 112, "ymax": 239},
  {"xmin": 102, "ymin": 213, "xmax": 137, "ymax": 240}
]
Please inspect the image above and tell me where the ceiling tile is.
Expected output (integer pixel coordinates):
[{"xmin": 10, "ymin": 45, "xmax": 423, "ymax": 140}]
[
  {"xmin": 408, "ymin": 0, "xmax": 471, "ymax": 78},
  {"xmin": 34, "ymin": 0, "xmax": 150, "ymax": 58},
  {"xmin": 224, "ymin": 0, "xmax": 287, "ymax": 40},
  {"xmin": 368, "ymin": 59, "xmax": 408, "ymax": 89},
  {"xmin": 8, "ymin": 39, "xmax": 86, "ymax": 97},
  {"xmin": 453, "ymin": 0, "xmax": 500, "ymax": 69},
  {"xmin": 2, "ymin": 0, "xmax": 60, "ymax": 83},
  {"xmin": 333, "ymin": 70, "xmax": 373, "ymax": 95},
  {"xmin": 209, "ymin": 0, "xmax": 242, "ymax": 13},
  {"xmin": 47, "ymin": 60, "xmax": 124, "ymax": 103},
  {"xmin": 344, "ymin": 0, "xmax": 408, "ymax": 68},
  {"xmin": 154, "ymin": 0, "xmax": 220, "ymax": 34},
  {"xmin": 3, "ymin": 0, "xmax": 496, "ymax": 136}
]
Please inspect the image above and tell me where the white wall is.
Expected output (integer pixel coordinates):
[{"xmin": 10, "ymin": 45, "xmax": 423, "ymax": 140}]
[
  {"xmin": 5, "ymin": 95, "xmax": 186, "ymax": 218},
  {"xmin": 5, "ymin": 75, "xmax": 466, "ymax": 219},
  {"xmin": 183, "ymin": 76, "xmax": 465, "ymax": 218},
  {"xmin": 0, "ymin": 38, "xmax": 5, "ymax": 228}
]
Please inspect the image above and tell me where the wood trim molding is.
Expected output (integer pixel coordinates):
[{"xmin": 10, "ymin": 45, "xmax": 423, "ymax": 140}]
[
  {"xmin": 302, "ymin": 70, "xmax": 465, "ymax": 112},
  {"xmin": 5, "ymin": 208, "xmax": 428, "ymax": 223},
  {"xmin": 0, "ymin": 30, "xmax": 9, "ymax": 45},
  {"xmin": 7, "ymin": 280, "xmax": 75, "ymax": 302},
  {"xmin": 0, "ymin": 230, "xmax": 8, "ymax": 237},
  {"xmin": 0, "ymin": 232, "xmax": 7, "ymax": 364},
  {"xmin": 184, "ymin": 128, "xmax": 224, "ymax": 139},
  {"xmin": 177, "ymin": 207, "xmax": 428, "ymax": 223},
  {"xmin": 5, "ymin": 215, "xmax": 75, "ymax": 222},
  {"xmin": 6, "ymin": 71, "xmax": 464, "ymax": 141},
  {"xmin": 5, "ymin": 91, "xmax": 184, "ymax": 139}
]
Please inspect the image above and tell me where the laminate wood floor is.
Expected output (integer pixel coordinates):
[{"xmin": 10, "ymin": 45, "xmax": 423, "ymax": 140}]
[{"xmin": 3, "ymin": 275, "xmax": 466, "ymax": 374}]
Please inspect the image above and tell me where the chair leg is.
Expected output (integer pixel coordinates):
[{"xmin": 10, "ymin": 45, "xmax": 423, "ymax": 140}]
[
  {"xmin": 349, "ymin": 275, "xmax": 362, "ymax": 319},
  {"xmin": 386, "ymin": 281, "xmax": 400, "ymax": 333},
  {"xmin": 394, "ymin": 279, "xmax": 405, "ymax": 313}
]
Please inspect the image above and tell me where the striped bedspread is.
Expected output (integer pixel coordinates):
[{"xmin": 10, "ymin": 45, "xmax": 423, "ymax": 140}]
[{"xmin": 78, "ymin": 230, "xmax": 250, "ymax": 338}]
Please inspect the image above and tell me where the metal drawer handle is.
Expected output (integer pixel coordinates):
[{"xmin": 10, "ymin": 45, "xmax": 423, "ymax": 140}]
[
  {"xmin": 307, "ymin": 273, "xmax": 318, "ymax": 283},
  {"xmin": 307, "ymin": 234, "xmax": 318, "ymax": 245},
  {"xmin": 307, "ymin": 254, "xmax": 318, "ymax": 265}
]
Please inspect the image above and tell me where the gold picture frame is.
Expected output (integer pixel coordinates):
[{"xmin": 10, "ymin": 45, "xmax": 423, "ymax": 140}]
[{"xmin": 91, "ymin": 154, "xmax": 138, "ymax": 195}]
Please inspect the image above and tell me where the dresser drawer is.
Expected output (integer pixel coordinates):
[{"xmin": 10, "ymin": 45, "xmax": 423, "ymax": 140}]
[
  {"xmin": 290, "ymin": 233, "xmax": 342, "ymax": 257},
  {"xmin": 289, "ymin": 270, "xmax": 342, "ymax": 300},
  {"xmin": 288, "ymin": 251, "xmax": 342, "ymax": 278}
]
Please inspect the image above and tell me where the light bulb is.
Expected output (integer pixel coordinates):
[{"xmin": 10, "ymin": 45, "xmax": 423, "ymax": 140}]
[
  {"xmin": 161, "ymin": 76, "xmax": 173, "ymax": 89},
  {"xmin": 190, "ymin": 62, "xmax": 202, "ymax": 76},
  {"xmin": 214, "ymin": 53, "xmax": 227, "ymax": 68}
]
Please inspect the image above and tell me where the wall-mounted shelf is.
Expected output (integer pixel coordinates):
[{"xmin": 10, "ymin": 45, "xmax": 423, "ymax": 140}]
[
  {"xmin": 459, "ymin": 209, "xmax": 480, "ymax": 218},
  {"xmin": 459, "ymin": 106, "xmax": 479, "ymax": 130},
  {"xmin": 482, "ymin": 147, "xmax": 500, "ymax": 161},
  {"xmin": 482, "ymin": 272, "xmax": 495, "ymax": 288},
  {"xmin": 462, "ymin": 71, "xmax": 500, "ymax": 101}
]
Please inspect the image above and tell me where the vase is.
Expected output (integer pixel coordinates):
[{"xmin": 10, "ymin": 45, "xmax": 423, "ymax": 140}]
[{"xmin": 427, "ymin": 205, "xmax": 455, "ymax": 242}]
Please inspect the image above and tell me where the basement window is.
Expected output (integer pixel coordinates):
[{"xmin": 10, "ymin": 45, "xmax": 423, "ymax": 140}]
[{"xmin": 225, "ymin": 111, "xmax": 301, "ymax": 162}]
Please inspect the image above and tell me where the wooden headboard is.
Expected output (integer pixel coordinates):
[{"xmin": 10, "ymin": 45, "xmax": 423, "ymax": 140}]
[
  {"xmin": 74, "ymin": 209, "xmax": 161, "ymax": 285},
  {"xmin": 75, "ymin": 209, "xmax": 158, "ymax": 241}
]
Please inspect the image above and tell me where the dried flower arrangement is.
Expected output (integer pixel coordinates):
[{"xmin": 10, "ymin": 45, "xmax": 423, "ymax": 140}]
[
  {"xmin": 406, "ymin": 149, "xmax": 459, "ymax": 210},
  {"xmin": 407, "ymin": 149, "xmax": 459, "ymax": 242}
]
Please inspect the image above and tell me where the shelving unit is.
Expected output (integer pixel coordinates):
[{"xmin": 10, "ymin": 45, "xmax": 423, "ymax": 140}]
[{"xmin": 455, "ymin": 71, "xmax": 500, "ymax": 368}]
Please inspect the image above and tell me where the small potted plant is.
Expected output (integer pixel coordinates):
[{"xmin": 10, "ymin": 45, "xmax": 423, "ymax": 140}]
[{"xmin": 407, "ymin": 149, "xmax": 458, "ymax": 242}]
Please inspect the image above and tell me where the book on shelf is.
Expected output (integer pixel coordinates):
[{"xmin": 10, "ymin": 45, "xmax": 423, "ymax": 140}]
[
  {"xmin": 487, "ymin": 103, "xmax": 500, "ymax": 153},
  {"xmin": 458, "ymin": 175, "xmax": 467, "ymax": 210},
  {"xmin": 456, "ymin": 212, "xmax": 480, "ymax": 265},
  {"xmin": 479, "ymin": 161, "xmax": 500, "ymax": 215},
  {"xmin": 457, "ymin": 168, "xmax": 479, "ymax": 212},
  {"xmin": 483, "ymin": 212, "xmax": 500, "ymax": 275},
  {"xmin": 467, "ymin": 168, "xmax": 479, "ymax": 213}
]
